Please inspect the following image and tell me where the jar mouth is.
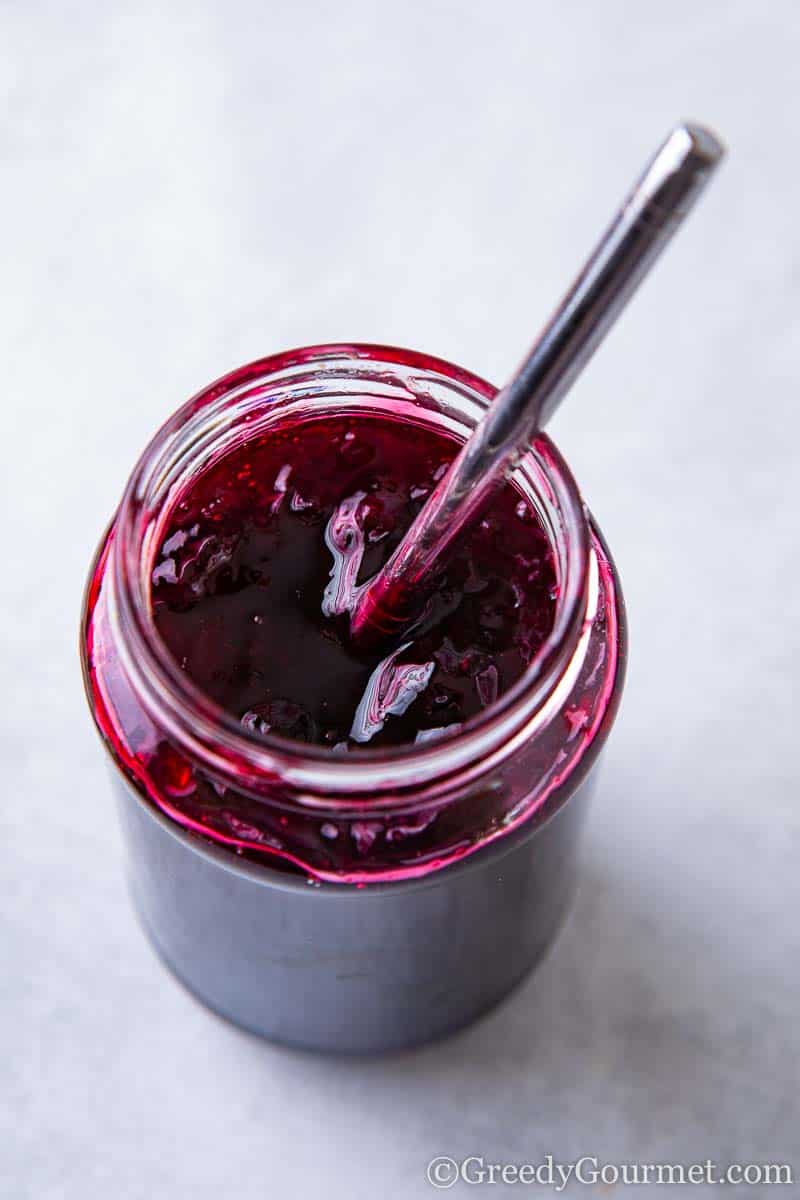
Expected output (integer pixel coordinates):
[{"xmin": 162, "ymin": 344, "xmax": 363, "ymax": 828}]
[{"xmin": 111, "ymin": 344, "xmax": 591, "ymax": 802}]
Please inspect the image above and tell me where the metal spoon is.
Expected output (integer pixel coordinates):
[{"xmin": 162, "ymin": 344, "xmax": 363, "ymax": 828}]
[{"xmin": 350, "ymin": 121, "xmax": 725, "ymax": 648}]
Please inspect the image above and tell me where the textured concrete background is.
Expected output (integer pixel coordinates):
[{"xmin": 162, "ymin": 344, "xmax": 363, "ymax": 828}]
[{"xmin": 2, "ymin": 2, "xmax": 798, "ymax": 1196}]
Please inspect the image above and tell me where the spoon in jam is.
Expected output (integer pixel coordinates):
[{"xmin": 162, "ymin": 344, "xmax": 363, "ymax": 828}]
[{"xmin": 350, "ymin": 121, "xmax": 725, "ymax": 649}]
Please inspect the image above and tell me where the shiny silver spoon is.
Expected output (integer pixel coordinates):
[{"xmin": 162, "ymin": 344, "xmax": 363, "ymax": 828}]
[{"xmin": 350, "ymin": 121, "xmax": 725, "ymax": 648}]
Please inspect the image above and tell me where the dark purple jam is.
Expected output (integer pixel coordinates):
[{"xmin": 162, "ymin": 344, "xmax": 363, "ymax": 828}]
[
  {"xmin": 151, "ymin": 413, "xmax": 557, "ymax": 751},
  {"xmin": 83, "ymin": 348, "xmax": 623, "ymax": 885}
]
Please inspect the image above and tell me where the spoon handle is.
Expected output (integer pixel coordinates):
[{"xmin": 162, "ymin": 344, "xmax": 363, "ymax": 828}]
[{"xmin": 351, "ymin": 123, "xmax": 725, "ymax": 647}]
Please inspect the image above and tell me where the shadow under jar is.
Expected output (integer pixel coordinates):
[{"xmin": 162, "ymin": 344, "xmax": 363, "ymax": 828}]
[{"xmin": 81, "ymin": 344, "xmax": 627, "ymax": 1053}]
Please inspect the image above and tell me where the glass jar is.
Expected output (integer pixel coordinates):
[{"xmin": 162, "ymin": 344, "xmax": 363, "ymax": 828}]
[{"xmin": 81, "ymin": 344, "xmax": 626, "ymax": 1052}]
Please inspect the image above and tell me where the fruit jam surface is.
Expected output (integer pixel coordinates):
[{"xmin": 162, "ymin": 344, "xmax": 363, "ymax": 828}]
[{"xmin": 151, "ymin": 414, "xmax": 558, "ymax": 750}]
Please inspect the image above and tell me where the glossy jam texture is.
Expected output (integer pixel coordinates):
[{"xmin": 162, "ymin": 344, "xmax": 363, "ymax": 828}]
[
  {"xmin": 84, "ymin": 383, "xmax": 621, "ymax": 883},
  {"xmin": 151, "ymin": 414, "xmax": 558, "ymax": 751}
]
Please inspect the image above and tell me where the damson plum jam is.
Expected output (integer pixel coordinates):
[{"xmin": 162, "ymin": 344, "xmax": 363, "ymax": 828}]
[
  {"xmin": 150, "ymin": 414, "xmax": 557, "ymax": 753},
  {"xmin": 83, "ymin": 345, "xmax": 624, "ymax": 884},
  {"xmin": 81, "ymin": 346, "xmax": 626, "ymax": 1050}
]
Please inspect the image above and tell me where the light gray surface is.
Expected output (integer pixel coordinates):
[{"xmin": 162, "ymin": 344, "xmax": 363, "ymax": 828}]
[{"xmin": 2, "ymin": 3, "xmax": 798, "ymax": 1197}]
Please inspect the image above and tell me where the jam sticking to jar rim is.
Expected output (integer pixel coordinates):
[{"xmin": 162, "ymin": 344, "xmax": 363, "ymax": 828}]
[{"xmin": 82, "ymin": 344, "xmax": 624, "ymax": 884}]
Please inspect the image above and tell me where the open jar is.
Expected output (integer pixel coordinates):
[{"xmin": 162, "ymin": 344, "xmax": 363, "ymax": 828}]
[{"xmin": 81, "ymin": 344, "xmax": 626, "ymax": 1052}]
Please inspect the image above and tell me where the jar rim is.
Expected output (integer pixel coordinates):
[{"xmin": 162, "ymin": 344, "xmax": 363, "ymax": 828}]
[{"xmin": 110, "ymin": 343, "xmax": 592, "ymax": 803}]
